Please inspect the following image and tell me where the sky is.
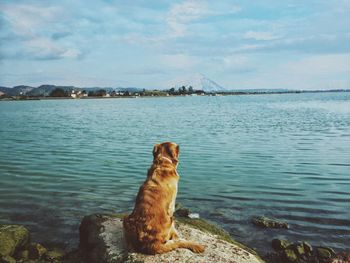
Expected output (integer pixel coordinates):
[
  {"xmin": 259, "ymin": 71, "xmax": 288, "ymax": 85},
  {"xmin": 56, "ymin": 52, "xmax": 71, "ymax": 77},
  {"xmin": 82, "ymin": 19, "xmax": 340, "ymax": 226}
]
[{"xmin": 0, "ymin": 0, "xmax": 350, "ymax": 90}]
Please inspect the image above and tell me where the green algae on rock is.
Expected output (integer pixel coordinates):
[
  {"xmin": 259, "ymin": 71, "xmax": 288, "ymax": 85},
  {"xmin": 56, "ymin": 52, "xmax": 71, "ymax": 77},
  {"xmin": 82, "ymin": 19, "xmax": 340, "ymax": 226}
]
[
  {"xmin": 0, "ymin": 224, "xmax": 66, "ymax": 263},
  {"xmin": 316, "ymin": 247, "xmax": 336, "ymax": 261},
  {"xmin": 283, "ymin": 248, "xmax": 298, "ymax": 262},
  {"xmin": 0, "ymin": 225, "xmax": 30, "ymax": 257},
  {"xmin": 0, "ymin": 255, "xmax": 16, "ymax": 263},
  {"xmin": 44, "ymin": 249, "xmax": 65, "ymax": 262},
  {"xmin": 28, "ymin": 243, "xmax": 48, "ymax": 260}
]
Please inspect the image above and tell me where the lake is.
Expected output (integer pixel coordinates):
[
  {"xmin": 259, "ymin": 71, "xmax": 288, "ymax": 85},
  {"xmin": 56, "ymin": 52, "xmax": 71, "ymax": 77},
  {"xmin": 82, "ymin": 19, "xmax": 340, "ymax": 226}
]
[{"xmin": 0, "ymin": 92, "xmax": 349, "ymax": 254}]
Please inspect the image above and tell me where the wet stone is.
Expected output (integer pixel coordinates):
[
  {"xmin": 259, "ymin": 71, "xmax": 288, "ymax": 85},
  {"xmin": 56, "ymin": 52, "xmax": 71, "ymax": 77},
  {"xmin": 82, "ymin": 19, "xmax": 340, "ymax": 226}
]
[
  {"xmin": 271, "ymin": 239, "xmax": 290, "ymax": 251},
  {"xmin": 252, "ymin": 216, "xmax": 289, "ymax": 229},
  {"xmin": 0, "ymin": 225, "xmax": 30, "ymax": 257}
]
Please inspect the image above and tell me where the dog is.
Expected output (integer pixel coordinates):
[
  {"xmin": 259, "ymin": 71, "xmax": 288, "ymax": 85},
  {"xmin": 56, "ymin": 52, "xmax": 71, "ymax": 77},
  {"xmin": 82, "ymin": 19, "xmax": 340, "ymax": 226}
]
[{"xmin": 123, "ymin": 142, "xmax": 205, "ymax": 254}]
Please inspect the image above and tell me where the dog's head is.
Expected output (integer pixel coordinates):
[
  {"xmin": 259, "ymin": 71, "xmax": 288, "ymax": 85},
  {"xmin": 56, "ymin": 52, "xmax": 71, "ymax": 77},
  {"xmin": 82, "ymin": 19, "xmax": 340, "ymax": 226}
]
[{"xmin": 153, "ymin": 142, "xmax": 180, "ymax": 166}]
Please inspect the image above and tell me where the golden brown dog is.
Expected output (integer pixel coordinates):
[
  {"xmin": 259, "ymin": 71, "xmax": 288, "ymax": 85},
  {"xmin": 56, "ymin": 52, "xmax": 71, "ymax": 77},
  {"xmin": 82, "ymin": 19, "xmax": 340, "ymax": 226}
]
[{"xmin": 123, "ymin": 142, "xmax": 205, "ymax": 254}]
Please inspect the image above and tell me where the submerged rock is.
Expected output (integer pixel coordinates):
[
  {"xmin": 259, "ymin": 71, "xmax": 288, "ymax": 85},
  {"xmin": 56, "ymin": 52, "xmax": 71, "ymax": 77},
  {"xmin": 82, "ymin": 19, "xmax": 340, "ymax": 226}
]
[
  {"xmin": 75, "ymin": 213, "xmax": 265, "ymax": 263},
  {"xmin": 209, "ymin": 209, "xmax": 226, "ymax": 217},
  {"xmin": 0, "ymin": 225, "xmax": 30, "ymax": 257},
  {"xmin": 252, "ymin": 216, "xmax": 289, "ymax": 229},
  {"xmin": 265, "ymin": 238, "xmax": 341, "ymax": 263}
]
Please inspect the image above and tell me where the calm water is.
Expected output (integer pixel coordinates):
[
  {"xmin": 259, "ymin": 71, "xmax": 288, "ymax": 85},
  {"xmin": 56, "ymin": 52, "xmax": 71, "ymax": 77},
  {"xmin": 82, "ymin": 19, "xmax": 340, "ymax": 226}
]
[{"xmin": 0, "ymin": 93, "xmax": 350, "ymax": 254}]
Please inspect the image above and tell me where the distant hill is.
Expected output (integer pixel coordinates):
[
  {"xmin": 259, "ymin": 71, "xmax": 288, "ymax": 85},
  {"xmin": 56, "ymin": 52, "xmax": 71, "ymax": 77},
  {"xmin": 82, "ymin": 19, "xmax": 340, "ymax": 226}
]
[
  {"xmin": 0, "ymin": 85, "xmax": 143, "ymax": 97},
  {"xmin": 0, "ymin": 85, "xmax": 34, "ymax": 96},
  {"xmin": 26, "ymin": 85, "xmax": 76, "ymax": 96}
]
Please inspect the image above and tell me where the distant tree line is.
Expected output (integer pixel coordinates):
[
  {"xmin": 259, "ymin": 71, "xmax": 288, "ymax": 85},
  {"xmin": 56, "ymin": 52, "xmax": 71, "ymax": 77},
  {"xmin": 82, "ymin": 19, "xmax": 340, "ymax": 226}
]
[
  {"xmin": 168, "ymin": 86, "xmax": 204, "ymax": 95},
  {"xmin": 88, "ymin": 89, "xmax": 106, "ymax": 97},
  {"xmin": 50, "ymin": 88, "xmax": 69, "ymax": 97}
]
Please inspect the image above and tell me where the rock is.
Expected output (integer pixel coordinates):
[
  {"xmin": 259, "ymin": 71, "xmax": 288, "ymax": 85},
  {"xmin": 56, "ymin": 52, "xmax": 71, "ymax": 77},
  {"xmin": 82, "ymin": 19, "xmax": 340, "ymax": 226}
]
[
  {"xmin": 252, "ymin": 216, "xmax": 289, "ymax": 229},
  {"xmin": 283, "ymin": 249, "xmax": 298, "ymax": 262},
  {"xmin": 174, "ymin": 203, "xmax": 192, "ymax": 218},
  {"xmin": 78, "ymin": 213, "xmax": 265, "ymax": 263},
  {"xmin": 16, "ymin": 249, "xmax": 29, "ymax": 261},
  {"xmin": 44, "ymin": 249, "xmax": 65, "ymax": 262},
  {"xmin": 271, "ymin": 239, "xmax": 290, "ymax": 251},
  {"xmin": 266, "ymin": 239, "xmax": 340, "ymax": 263},
  {"xmin": 0, "ymin": 225, "xmax": 30, "ymax": 257},
  {"xmin": 175, "ymin": 208, "xmax": 191, "ymax": 218},
  {"xmin": 174, "ymin": 203, "xmax": 183, "ymax": 211},
  {"xmin": 63, "ymin": 249, "xmax": 85, "ymax": 263},
  {"xmin": 302, "ymin": 241, "xmax": 312, "ymax": 255},
  {"xmin": 0, "ymin": 255, "xmax": 16, "ymax": 263},
  {"xmin": 28, "ymin": 243, "xmax": 47, "ymax": 260},
  {"xmin": 316, "ymin": 247, "xmax": 336, "ymax": 260},
  {"xmin": 290, "ymin": 242, "xmax": 305, "ymax": 257},
  {"xmin": 79, "ymin": 214, "xmax": 125, "ymax": 263},
  {"xmin": 330, "ymin": 252, "xmax": 350, "ymax": 263},
  {"xmin": 209, "ymin": 210, "xmax": 225, "ymax": 217},
  {"xmin": 175, "ymin": 204, "xmax": 200, "ymax": 219}
]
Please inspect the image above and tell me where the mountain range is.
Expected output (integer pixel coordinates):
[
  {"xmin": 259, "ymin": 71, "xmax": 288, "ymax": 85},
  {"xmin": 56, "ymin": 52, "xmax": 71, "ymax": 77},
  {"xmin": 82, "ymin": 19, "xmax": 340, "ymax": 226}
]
[
  {"xmin": 0, "ymin": 85, "xmax": 142, "ymax": 97},
  {"xmin": 0, "ymin": 74, "xmax": 228, "ymax": 96}
]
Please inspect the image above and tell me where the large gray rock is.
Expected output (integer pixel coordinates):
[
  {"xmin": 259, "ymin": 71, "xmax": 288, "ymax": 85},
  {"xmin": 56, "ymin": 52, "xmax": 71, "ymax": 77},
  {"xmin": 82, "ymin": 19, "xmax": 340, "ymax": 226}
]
[{"xmin": 77, "ymin": 214, "xmax": 265, "ymax": 263}]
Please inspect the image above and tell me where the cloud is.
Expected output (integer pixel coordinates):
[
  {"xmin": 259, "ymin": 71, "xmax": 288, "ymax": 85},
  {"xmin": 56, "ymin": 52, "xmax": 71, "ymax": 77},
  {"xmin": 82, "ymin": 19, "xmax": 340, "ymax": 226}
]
[
  {"xmin": 229, "ymin": 53, "xmax": 350, "ymax": 90},
  {"xmin": 124, "ymin": 68, "xmax": 167, "ymax": 76},
  {"xmin": 1, "ymin": 4, "xmax": 62, "ymax": 38},
  {"xmin": 166, "ymin": 0, "xmax": 208, "ymax": 37},
  {"xmin": 243, "ymin": 31, "xmax": 280, "ymax": 41},
  {"xmin": 0, "ymin": 2, "xmax": 83, "ymax": 60},
  {"xmin": 51, "ymin": 32, "xmax": 72, "ymax": 40},
  {"xmin": 282, "ymin": 53, "xmax": 350, "ymax": 76},
  {"xmin": 1, "ymin": 0, "xmax": 349, "ymax": 89},
  {"xmin": 161, "ymin": 53, "xmax": 198, "ymax": 69},
  {"xmin": 166, "ymin": 0, "xmax": 241, "ymax": 38},
  {"xmin": 235, "ymin": 34, "xmax": 350, "ymax": 54}
]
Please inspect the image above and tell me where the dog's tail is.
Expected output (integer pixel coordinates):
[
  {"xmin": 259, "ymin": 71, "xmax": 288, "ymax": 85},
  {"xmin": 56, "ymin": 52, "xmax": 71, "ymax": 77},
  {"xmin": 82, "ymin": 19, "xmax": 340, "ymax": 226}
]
[{"xmin": 146, "ymin": 240, "xmax": 205, "ymax": 254}]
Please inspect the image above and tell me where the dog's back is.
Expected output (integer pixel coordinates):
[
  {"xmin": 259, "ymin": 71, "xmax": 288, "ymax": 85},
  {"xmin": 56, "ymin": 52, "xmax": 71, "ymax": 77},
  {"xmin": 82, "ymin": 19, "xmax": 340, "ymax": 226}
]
[
  {"xmin": 123, "ymin": 142, "xmax": 205, "ymax": 254},
  {"xmin": 123, "ymin": 161, "xmax": 177, "ymax": 254}
]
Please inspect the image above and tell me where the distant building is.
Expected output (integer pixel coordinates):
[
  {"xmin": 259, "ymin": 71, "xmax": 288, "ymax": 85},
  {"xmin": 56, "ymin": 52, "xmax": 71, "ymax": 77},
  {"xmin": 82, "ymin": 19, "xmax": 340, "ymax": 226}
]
[
  {"xmin": 71, "ymin": 90, "xmax": 86, "ymax": 98},
  {"xmin": 70, "ymin": 90, "xmax": 76, "ymax": 98}
]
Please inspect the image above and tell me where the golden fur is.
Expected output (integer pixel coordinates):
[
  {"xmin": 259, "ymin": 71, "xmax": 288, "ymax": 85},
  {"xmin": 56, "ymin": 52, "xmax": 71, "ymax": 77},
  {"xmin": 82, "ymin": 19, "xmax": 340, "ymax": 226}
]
[{"xmin": 123, "ymin": 142, "xmax": 205, "ymax": 254}]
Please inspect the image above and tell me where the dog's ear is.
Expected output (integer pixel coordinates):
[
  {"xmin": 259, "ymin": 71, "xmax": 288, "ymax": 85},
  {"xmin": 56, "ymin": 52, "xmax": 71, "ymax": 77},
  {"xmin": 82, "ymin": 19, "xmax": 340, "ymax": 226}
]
[
  {"xmin": 153, "ymin": 143, "xmax": 160, "ymax": 159},
  {"xmin": 175, "ymin": 145, "xmax": 180, "ymax": 158},
  {"xmin": 168, "ymin": 143, "xmax": 179, "ymax": 164}
]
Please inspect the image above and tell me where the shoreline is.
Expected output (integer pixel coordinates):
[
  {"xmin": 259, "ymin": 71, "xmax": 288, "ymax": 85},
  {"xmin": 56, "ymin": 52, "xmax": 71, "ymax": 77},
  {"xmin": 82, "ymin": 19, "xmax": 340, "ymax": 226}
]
[
  {"xmin": 0, "ymin": 213, "xmax": 267, "ymax": 263},
  {"xmin": 1, "ymin": 89, "xmax": 350, "ymax": 101},
  {"xmin": 1, "ymin": 212, "xmax": 348, "ymax": 263}
]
